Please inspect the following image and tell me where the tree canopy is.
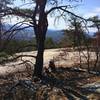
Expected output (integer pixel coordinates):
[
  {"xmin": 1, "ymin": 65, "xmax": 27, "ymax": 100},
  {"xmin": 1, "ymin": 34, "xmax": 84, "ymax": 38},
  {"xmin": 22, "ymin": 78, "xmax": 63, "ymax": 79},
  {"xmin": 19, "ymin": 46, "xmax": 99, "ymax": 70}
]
[{"xmin": 0, "ymin": 0, "xmax": 84, "ymax": 78}]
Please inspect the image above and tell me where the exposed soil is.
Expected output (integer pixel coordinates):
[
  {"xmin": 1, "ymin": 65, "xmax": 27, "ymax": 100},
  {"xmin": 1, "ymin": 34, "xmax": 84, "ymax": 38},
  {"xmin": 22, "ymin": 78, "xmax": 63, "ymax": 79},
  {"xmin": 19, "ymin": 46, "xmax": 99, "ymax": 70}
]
[{"xmin": 0, "ymin": 48, "xmax": 100, "ymax": 100}]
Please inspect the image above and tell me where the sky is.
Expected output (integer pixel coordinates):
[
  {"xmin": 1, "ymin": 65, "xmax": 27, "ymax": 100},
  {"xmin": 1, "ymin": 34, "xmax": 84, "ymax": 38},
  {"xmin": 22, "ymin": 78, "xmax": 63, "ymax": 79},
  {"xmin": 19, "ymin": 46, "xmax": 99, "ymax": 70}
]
[
  {"xmin": 5, "ymin": 0, "xmax": 100, "ymax": 31},
  {"xmin": 77, "ymin": 0, "xmax": 100, "ymax": 18},
  {"xmin": 48, "ymin": 0, "xmax": 100, "ymax": 30}
]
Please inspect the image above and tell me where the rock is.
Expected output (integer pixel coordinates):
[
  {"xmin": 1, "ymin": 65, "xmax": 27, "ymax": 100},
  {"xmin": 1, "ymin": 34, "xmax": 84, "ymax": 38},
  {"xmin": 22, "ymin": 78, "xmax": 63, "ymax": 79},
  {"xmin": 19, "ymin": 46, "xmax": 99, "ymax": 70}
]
[{"xmin": 82, "ymin": 81, "xmax": 100, "ymax": 93}]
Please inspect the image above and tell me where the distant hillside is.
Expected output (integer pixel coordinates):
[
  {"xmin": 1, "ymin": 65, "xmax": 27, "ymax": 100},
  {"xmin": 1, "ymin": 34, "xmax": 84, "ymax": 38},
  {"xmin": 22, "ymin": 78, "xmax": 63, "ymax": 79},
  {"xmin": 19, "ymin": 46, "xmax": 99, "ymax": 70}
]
[
  {"xmin": 15, "ymin": 29, "xmax": 63, "ymax": 41},
  {"xmin": 2, "ymin": 24, "xmax": 94, "ymax": 41},
  {"xmin": 2, "ymin": 24, "xmax": 63, "ymax": 41}
]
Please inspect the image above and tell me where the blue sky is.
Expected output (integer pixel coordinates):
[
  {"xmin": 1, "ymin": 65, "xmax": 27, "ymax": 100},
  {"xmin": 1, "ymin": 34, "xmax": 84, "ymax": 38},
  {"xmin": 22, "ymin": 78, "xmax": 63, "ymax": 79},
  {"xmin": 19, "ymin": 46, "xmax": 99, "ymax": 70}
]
[
  {"xmin": 7, "ymin": 0, "xmax": 100, "ymax": 31},
  {"xmin": 48, "ymin": 0, "xmax": 100, "ymax": 30},
  {"xmin": 77, "ymin": 0, "xmax": 100, "ymax": 17}
]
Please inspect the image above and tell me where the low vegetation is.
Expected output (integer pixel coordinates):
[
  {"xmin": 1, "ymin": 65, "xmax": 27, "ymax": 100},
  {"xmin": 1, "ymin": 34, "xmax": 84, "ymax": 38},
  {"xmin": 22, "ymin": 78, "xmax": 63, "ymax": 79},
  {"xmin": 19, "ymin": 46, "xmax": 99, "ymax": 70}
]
[{"xmin": 0, "ymin": 62, "xmax": 100, "ymax": 100}]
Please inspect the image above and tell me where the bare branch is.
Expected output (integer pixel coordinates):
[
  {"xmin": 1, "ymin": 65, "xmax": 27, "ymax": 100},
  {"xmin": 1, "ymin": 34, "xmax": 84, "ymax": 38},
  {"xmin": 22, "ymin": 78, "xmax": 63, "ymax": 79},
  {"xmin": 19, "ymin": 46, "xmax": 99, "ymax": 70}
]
[
  {"xmin": 46, "ymin": 5, "xmax": 72, "ymax": 15},
  {"xmin": 46, "ymin": 5, "xmax": 86, "ymax": 21},
  {"xmin": 62, "ymin": 8, "xmax": 86, "ymax": 20},
  {"xmin": 0, "ymin": 54, "xmax": 36, "ymax": 64},
  {"xmin": 1, "ymin": 7, "xmax": 33, "ymax": 18}
]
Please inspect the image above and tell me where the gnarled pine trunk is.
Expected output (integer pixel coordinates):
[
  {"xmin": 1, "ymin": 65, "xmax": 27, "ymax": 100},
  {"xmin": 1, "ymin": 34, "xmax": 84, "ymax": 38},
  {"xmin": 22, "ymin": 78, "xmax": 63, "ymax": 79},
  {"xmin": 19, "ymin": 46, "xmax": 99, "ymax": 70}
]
[{"xmin": 32, "ymin": 0, "xmax": 48, "ymax": 78}]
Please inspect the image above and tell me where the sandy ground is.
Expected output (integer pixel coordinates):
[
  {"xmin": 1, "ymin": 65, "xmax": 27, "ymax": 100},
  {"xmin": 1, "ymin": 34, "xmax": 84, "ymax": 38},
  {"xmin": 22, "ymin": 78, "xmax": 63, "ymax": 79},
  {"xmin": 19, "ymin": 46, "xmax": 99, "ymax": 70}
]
[
  {"xmin": 0, "ymin": 49, "xmax": 59, "ymax": 75},
  {"xmin": 0, "ymin": 48, "xmax": 97, "ymax": 75}
]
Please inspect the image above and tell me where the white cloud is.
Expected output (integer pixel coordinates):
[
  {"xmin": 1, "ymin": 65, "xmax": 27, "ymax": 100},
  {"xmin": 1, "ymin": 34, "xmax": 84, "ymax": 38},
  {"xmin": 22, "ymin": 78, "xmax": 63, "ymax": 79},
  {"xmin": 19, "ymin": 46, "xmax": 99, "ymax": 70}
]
[
  {"xmin": 84, "ymin": 7, "xmax": 100, "ymax": 18},
  {"xmin": 95, "ymin": 7, "xmax": 100, "ymax": 13},
  {"xmin": 48, "ymin": 16, "xmax": 67, "ymax": 30}
]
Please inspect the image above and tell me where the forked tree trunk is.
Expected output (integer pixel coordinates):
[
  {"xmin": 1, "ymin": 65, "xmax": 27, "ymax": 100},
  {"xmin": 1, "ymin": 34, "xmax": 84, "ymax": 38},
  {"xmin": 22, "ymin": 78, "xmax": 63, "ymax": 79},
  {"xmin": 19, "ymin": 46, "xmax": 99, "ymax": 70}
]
[
  {"xmin": 32, "ymin": 0, "xmax": 48, "ymax": 78},
  {"xmin": 33, "ymin": 15, "xmax": 48, "ymax": 78}
]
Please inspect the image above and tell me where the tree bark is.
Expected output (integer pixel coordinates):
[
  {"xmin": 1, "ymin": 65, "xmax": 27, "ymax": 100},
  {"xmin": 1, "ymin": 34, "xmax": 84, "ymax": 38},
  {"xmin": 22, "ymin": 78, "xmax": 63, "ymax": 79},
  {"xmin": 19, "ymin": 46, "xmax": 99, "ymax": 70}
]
[
  {"xmin": 33, "ymin": 37, "xmax": 45, "ymax": 78},
  {"xmin": 32, "ymin": 0, "xmax": 48, "ymax": 78},
  {"xmin": 33, "ymin": 8, "xmax": 47, "ymax": 78},
  {"xmin": 33, "ymin": 27, "xmax": 47, "ymax": 78}
]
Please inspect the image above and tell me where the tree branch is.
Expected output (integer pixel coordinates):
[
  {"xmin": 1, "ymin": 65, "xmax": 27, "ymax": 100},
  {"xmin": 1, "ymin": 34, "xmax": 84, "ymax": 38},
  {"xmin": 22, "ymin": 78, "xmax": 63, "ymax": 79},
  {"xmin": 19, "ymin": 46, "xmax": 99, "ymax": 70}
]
[
  {"xmin": 0, "ymin": 54, "xmax": 36, "ymax": 64},
  {"xmin": 46, "ymin": 5, "xmax": 71, "ymax": 15},
  {"xmin": 46, "ymin": 5, "xmax": 86, "ymax": 21}
]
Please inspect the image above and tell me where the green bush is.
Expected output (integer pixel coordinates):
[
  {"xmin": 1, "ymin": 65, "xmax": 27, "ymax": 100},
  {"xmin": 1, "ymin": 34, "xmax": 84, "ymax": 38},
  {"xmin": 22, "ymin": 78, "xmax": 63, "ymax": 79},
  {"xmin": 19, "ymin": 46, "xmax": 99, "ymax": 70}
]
[
  {"xmin": 0, "ymin": 39, "xmax": 36, "ymax": 55},
  {"xmin": 0, "ymin": 52, "xmax": 10, "ymax": 63},
  {"xmin": 45, "ymin": 37, "xmax": 56, "ymax": 49}
]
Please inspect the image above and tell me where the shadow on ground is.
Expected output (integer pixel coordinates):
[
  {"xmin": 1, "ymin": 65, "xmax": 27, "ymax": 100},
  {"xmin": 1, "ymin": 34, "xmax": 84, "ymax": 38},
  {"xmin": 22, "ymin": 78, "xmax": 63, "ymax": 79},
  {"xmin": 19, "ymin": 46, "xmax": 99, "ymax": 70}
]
[{"xmin": 0, "ymin": 67, "xmax": 100, "ymax": 100}]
